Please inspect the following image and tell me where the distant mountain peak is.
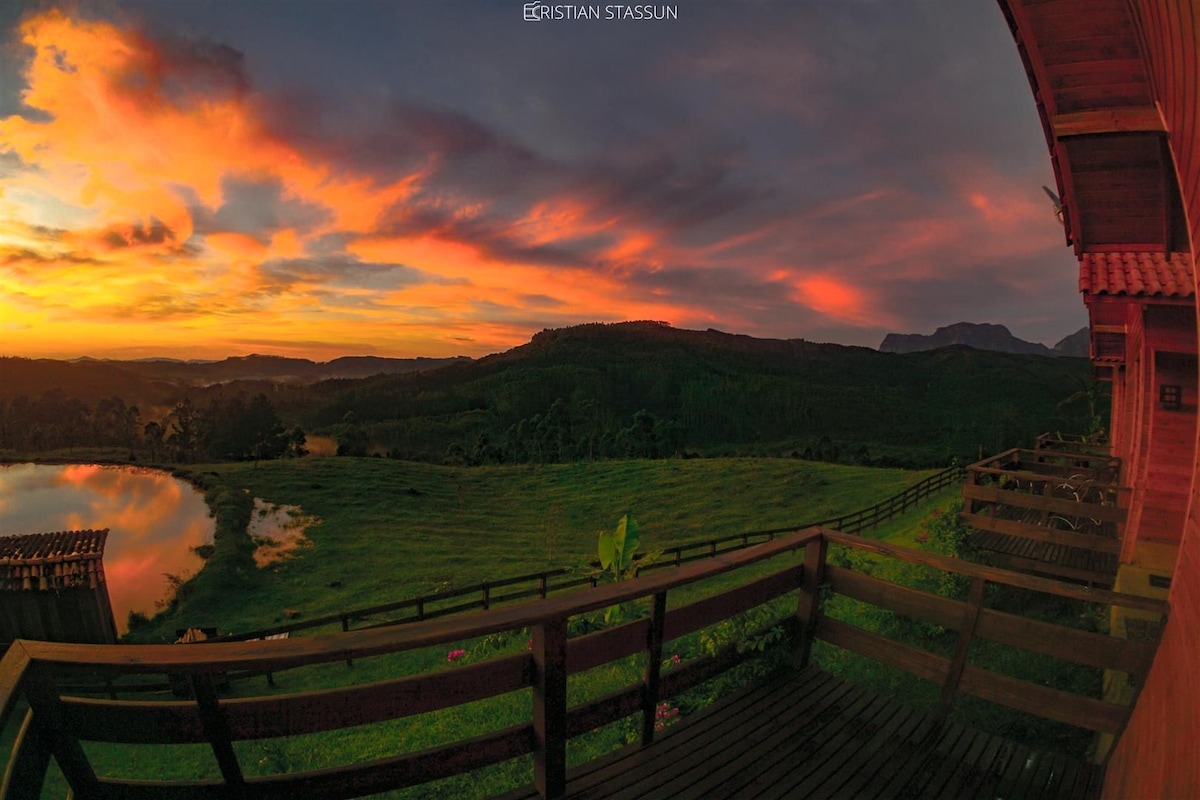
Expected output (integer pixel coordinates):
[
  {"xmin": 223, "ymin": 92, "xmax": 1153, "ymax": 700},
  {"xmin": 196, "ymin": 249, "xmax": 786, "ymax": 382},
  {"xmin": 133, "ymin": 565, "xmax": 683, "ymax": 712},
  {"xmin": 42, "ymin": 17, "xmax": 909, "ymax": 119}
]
[{"xmin": 879, "ymin": 322, "xmax": 1088, "ymax": 357}]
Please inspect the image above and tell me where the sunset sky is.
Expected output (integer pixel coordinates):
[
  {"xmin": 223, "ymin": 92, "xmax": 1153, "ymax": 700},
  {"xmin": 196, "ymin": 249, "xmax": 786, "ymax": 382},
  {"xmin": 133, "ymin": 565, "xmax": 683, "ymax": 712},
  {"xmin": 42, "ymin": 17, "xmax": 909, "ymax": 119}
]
[{"xmin": 0, "ymin": 1, "xmax": 1084, "ymax": 361}]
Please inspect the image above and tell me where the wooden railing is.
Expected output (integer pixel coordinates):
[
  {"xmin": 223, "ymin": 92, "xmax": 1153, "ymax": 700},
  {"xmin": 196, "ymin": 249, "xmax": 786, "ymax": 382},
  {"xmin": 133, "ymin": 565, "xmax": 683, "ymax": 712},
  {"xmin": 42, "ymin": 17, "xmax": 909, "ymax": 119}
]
[
  {"xmin": 962, "ymin": 448, "xmax": 1126, "ymax": 554},
  {"xmin": 0, "ymin": 525, "xmax": 1167, "ymax": 800},
  {"xmin": 1035, "ymin": 432, "xmax": 1112, "ymax": 457},
  {"xmin": 198, "ymin": 466, "xmax": 964, "ymax": 645}
]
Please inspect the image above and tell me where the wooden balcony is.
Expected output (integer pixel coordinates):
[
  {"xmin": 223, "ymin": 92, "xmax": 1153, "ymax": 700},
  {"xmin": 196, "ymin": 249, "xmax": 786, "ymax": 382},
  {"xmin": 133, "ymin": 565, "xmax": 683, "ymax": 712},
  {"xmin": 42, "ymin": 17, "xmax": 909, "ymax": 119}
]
[
  {"xmin": 962, "ymin": 448, "xmax": 1126, "ymax": 587},
  {"xmin": 0, "ymin": 528, "xmax": 1166, "ymax": 800},
  {"xmin": 1034, "ymin": 432, "xmax": 1112, "ymax": 458}
]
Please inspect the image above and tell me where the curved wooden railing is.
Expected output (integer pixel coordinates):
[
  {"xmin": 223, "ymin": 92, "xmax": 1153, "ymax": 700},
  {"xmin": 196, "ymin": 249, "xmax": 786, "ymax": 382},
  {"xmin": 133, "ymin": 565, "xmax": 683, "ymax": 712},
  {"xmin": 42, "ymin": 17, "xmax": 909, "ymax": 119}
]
[{"xmin": 0, "ymin": 524, "xmax": 1169, "ymax": 800}]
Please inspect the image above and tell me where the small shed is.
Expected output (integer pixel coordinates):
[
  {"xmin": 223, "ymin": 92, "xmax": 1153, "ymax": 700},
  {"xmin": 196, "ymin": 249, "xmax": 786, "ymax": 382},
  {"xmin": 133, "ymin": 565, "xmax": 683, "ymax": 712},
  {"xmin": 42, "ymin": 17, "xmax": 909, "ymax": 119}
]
[{"xmin": 0, "ymin": 529, "xmax": 118, "ymax": 645}]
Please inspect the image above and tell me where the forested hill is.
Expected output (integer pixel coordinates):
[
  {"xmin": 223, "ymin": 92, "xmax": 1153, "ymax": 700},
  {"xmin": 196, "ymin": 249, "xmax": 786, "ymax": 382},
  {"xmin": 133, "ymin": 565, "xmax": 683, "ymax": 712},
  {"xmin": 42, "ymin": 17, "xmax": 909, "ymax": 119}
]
[
  {"xmin": 295, "ymin": 322, "xmax": 1102, "ymax": 467},
  {"xmin": 1, "ymin": 322, "xmax": 1103, "ymax": 468}
]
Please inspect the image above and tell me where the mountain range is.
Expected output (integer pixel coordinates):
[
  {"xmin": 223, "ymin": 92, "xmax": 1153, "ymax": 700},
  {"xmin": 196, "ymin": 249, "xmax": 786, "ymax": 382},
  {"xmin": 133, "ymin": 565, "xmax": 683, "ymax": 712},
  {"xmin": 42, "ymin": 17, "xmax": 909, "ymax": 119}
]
[{"xmin": 878, "ymin": 323, "xmax": 1089, "ymax": 357}]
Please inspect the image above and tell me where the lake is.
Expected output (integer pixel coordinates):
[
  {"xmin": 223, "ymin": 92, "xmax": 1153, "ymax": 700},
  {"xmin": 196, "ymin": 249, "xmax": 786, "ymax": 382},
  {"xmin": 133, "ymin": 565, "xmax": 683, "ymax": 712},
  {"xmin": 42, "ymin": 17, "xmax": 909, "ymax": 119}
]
[{"xmin": 0, "ymin": 463, "xmax": 215, "ymax": 634}]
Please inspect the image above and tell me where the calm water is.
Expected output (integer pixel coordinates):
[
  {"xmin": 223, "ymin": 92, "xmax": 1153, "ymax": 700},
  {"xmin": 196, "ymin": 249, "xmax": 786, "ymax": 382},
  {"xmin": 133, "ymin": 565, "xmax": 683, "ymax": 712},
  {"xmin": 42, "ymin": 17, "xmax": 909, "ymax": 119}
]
[{"xmin": 0, "ymin": 463, "xmax": 215, "ymax": 634}]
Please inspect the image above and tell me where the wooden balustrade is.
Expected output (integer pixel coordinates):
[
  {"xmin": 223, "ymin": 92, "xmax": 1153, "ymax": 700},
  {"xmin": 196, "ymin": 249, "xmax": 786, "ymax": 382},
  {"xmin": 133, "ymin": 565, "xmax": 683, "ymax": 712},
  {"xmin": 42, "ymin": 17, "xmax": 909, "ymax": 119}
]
[
  {"xmin": 961, "ymin": 449, "xmax": 1126, "ymax": 585},
  {"xmin": 0, "ymin": 520, "xmax": 1167, "ymax": 800}
]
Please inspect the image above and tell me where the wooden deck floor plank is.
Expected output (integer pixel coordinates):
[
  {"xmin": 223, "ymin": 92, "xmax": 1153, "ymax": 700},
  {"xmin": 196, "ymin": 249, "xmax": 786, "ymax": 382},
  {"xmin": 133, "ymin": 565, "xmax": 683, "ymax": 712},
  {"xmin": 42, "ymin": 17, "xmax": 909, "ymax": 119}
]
[
  {"xmin": 605, "ymin": 674, "xmax": 860, "ymax": 800},
  {"xmin": 490, "ymin": 668, "xmax": 1102, "ymax": 800},
  {"xmin": 944, "ymin": 731, "xmax": 1012, "ymax": 800},
  {"xmin": 950, "ymin": 738, "xmax": 1017, "ymax": 800},
  {"xmin": 1012, "ymin": 749, "xmax": 1056, "ymax": 800},
  {"xmin": 735, "ymin": 688, "xmax": 885, "ymax": 800},
  {"xmin": 1046, "ymin": 753, "xmax": 1084, "ymax": 796},
  {"xmin": 995, "ymin": 744, "xmax": 1036, "ymax": 798},
  {"xmin": 818, "ymin": 701, "xmax": 921, "ymax": 797},
  {"xmin": 1051, "ymin": 754, "xmax": 1084, "ymax": 800},
  {"xmin": 870, "ymin": 723, "xmax": 956, "ymax": 800},
  {"xmin": 764, "ymin": 694, "xmax": 910, "ymax": 799},
  {"xmin": 828, "ymin": 703, "xmax": 932, "ymax": 799},
  {"xmin": 568, "ymin": 671, "xmax": 832, "ymax": 799},
  {"xmin": 899, "ymin": 722, "xmax": 976, "ymax": 798},
  {"xmin": 930, "ymin": 726, "xmax": 993, "ymax": 799},
  {"xmin": 687, "ymin": 685, "xmax": 879, "ymax": 799},
  {"xmin": 848, "ymin": 713, "xmax": 943, "ymax": 799}
]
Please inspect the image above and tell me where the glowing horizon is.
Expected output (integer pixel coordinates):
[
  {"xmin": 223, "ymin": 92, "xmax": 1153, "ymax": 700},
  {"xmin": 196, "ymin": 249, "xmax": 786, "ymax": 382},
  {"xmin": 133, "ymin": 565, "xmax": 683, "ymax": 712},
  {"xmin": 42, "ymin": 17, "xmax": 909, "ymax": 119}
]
[{"xmin": 0, "ymin": 4, "xmax": 1085, "ymax": 362}]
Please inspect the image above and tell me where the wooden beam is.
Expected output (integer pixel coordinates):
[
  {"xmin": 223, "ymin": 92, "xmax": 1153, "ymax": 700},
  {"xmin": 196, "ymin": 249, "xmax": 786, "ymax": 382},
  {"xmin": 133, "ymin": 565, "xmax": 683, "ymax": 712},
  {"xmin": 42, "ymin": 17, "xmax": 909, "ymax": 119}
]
[{"xmin": 1053, "ymin": 107, "xmax": 1165, "ymax": 137}]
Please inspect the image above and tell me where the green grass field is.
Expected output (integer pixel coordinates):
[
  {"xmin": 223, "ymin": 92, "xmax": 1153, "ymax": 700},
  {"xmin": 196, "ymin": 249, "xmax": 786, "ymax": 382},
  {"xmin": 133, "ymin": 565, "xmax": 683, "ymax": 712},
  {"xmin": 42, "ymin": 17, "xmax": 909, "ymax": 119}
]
[{"xmin": 132, "ymin": 456, "xmax": 940, "ymax": 641}]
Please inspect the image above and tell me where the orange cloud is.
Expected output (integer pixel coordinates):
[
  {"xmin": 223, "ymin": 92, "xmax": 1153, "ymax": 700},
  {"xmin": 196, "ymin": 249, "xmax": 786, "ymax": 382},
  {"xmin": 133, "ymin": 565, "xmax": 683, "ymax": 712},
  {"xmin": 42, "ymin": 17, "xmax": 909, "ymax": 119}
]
[{"xmin": 793, "ymin": 275, "xmax": 890, "ymax": 328}]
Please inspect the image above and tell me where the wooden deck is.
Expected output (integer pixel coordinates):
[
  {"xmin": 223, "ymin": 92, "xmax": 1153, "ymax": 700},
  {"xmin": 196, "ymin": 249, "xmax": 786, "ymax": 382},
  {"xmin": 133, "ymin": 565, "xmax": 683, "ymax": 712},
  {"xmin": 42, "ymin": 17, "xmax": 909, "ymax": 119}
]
[
  {"xmin": 498, "ymin": 667, "xmax": 1103, "ymax": 800},
  {"xmin": 967, "ymin": 529, "xmax": 1118, "ymax": 587}
]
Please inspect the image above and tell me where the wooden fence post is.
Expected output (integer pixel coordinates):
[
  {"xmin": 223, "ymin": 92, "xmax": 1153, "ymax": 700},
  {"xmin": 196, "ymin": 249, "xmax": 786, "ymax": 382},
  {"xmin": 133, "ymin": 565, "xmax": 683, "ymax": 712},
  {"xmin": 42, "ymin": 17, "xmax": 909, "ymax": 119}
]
[
  {"xmin": 938, "ymin": 576, "xmax": 986, "ymax": 720},
  {"xmin": 532, "ymin": 617, "xmax": 568, "ymax": 799},
  {"xmin": 641, "ymin": 591, "xmax": 668, "ymax": 746},
  {"xmin": 794, "ymin": 534, "xmax": 828, "ymax": 669}
]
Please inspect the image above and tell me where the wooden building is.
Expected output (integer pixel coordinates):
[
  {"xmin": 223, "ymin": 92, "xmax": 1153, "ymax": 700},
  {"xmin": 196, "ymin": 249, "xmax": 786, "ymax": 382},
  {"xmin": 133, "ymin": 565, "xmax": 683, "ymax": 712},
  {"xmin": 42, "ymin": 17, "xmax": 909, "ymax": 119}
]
[
  {"xmin": 997, "ymin": 1, "xmax": 1199, "ymax": 796},
  {"xmin": 0, "ymin": 530, "xmax": 118, "ymax": 646}
]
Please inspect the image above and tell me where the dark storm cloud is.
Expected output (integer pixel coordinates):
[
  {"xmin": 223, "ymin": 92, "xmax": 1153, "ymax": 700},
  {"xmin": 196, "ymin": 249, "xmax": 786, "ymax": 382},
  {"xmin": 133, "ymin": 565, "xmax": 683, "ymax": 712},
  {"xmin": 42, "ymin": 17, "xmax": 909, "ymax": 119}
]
[
  {"xmin": 101, "ymin": 218, "xmax": 175, "ymax": 248},
  {"xmin": 184, "ymin": 177, "xmax": 332, "ymax": 240}
]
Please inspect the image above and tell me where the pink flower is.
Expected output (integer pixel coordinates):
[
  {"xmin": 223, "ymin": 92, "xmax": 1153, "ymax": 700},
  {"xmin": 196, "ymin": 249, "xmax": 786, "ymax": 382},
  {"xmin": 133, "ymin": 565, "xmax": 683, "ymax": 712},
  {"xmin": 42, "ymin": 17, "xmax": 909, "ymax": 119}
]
[
  {"xmin": 447, "ymin": 648, "xmax": 467, "ymax": 662},
  {"xmin": 672, "ymin": 654, "xmax": 681, "ymax": 665},
  {"xmin": 526, "ymin": 638, "xmax": 533, "ymax": 650}
]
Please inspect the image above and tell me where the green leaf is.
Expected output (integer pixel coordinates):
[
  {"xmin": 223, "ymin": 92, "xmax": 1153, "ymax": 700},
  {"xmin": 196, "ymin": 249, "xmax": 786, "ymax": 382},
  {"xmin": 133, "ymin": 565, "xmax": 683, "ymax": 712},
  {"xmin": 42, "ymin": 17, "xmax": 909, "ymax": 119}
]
[{"xmin": 598, "ymin": 528, "xmax": 615, "ymax": 570}]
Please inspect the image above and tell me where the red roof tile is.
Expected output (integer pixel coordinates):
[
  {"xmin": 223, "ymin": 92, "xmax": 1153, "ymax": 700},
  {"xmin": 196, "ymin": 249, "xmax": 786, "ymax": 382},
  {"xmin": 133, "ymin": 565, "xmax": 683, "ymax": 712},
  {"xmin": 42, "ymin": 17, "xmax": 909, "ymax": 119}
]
[
  {"xmin": 1079, "ymin": 252, "xmax": 1194, "ymax": 297},
  {"xmin": 0, "ymin": 530, "xmax": 108, "ymax": 564}
]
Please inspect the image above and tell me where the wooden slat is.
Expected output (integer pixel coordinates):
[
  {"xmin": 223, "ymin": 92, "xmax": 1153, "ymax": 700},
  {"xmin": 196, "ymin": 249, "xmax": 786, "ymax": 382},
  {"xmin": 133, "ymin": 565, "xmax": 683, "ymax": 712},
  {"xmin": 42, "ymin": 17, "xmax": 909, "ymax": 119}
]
[
  {"xmin": 95, "ymin": 723, "xmax": 534, "ymax": 800},
  {"xmin": 1053, "ymin": 107, "xmax": 1166, "ymax": 136},
  {"xmin": 974, "ymin": 608, "xmax": 1157, "ymax": 675},
  {"xmin": 59, "ymin": 652, "xmax": 533, "ymax": 744},
  {"xmin": 567, "ymin": 620, "xmax": 649, "ymax": 675},
  {"xmin": 958, "ymin": 665, "xmax": 1129, "ymax": 734},
  {"xmin": 962, "ymin": 484, "xmax": 1127, "ymax": 524},
  {"xmin": 814, "ymin": 616, "xmax": 950, "ymax": 684},
  {"xmin": 662, "ymin": 565, "xmax": 801, "ymax": 643},
  {"xmin": 821, "ymin": 530, "xmax": 1166, "ymax": 614},
  {"xmin": 564, "ymin": 686, "xmax": 641, "ymax": 739},
  {"xmin": 825, "ymin": 566, "xmax": 963, "ymax": 630}
]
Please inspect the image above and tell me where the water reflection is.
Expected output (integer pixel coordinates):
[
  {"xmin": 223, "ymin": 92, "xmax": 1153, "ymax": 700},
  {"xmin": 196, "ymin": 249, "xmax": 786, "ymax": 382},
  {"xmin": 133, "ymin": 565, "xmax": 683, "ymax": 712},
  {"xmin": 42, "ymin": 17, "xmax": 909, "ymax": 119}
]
[{"xmin": 0, "ymin": 463, "xmax": 214, "ymax": 634}]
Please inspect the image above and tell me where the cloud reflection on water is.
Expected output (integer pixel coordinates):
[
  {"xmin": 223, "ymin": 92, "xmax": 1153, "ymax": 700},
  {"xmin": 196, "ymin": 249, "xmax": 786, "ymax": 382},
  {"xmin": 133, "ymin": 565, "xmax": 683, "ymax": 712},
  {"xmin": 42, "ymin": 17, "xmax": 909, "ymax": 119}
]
[{"xmin": 0, "ymin": 463, "xmax": 215, "ymax": 633}]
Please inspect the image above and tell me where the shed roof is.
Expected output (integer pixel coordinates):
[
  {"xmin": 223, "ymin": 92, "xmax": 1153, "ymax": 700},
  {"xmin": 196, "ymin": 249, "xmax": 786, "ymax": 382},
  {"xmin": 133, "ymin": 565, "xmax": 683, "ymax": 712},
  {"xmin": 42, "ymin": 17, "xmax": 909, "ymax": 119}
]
[
  {"xmin": 0, "ymin": 530, "xmax": 109, "ymax": 565},
  {"xmin": 1079, "ymin": 252, "xmax": 1194, "ymax": 298}
]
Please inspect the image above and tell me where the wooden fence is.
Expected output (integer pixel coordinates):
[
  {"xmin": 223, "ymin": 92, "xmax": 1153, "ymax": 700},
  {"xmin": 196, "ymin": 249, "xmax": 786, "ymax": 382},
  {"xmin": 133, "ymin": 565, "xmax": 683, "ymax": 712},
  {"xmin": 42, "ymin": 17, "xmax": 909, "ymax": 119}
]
[
  {"xmin": 0, "ymin": 525, "xmax": 1167, "ymax": 799},
  {"xmin": 199, "ymin": 465, "xmax": 964, "ymax": 645}
]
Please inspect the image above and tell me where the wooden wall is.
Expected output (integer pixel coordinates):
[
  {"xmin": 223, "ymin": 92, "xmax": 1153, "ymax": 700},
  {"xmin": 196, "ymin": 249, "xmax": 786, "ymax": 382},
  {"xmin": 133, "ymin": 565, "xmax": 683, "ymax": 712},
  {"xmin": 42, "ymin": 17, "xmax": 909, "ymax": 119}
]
[
  {"xmin": 1103, "ymin": 1, "xmax": 1200, "ymax": 796},
  {"xmin": 0, "ymin": 586, "xmax": 117, "ymax": 646}
]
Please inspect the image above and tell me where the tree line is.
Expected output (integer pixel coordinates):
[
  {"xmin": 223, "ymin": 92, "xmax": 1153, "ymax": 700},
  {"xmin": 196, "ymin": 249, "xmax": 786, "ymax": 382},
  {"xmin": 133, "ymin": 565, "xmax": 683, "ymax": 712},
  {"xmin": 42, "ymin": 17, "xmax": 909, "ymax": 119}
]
[{"xmin": 0, "ymin": 391, "xmax": 306, "ymax": 463}]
